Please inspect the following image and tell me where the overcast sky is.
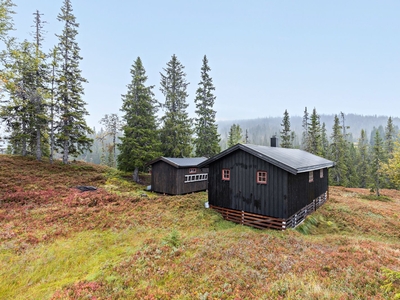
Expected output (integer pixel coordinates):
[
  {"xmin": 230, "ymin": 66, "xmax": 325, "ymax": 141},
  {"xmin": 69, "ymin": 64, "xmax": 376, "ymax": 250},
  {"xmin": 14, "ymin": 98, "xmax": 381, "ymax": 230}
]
[{"xmin": 11, "ymin": 0, "xmax": 400, "ymax": 129}]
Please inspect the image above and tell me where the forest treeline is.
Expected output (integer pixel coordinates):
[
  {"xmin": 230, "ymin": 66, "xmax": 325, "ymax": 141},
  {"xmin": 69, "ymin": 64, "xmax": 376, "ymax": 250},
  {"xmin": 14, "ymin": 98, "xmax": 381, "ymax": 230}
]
[
  {"xmin": 217, "ymin": 108, "xmax": 400, "ymax": 195},
  {"xmin": 0, "ymin": 0, "xmax": 92, "ymax": 164},
  {"xmin": 78, "ymin": 108, "xmax": 400, "ymax": 195},
  {"xmin": 0, "ymin": 1, "xmax": 221, "ymax": 183},
  {"xmin": 1, "ymin": 0, "xmax": 400, "ymax": 192}
]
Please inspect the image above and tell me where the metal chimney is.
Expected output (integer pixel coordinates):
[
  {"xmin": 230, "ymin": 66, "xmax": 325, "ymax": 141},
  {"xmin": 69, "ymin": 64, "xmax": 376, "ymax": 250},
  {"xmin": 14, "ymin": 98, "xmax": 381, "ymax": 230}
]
[{"xmin": 270, "ymin": 135, "xmax": 277, "ymax": 147}]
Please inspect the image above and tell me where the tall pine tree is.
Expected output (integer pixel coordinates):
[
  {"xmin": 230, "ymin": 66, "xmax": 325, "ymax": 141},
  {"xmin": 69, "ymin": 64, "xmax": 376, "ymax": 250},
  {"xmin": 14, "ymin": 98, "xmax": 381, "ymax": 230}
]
[
  {"xmin": 357, "ymin": 129, "xmax": 369, "ymax": 188},
  {"xmin": 321, "ymin": 122, "xmax": 329, "ymax": 157},
  {"xmin": 370, "ymin": 130, "xmax": 385, "ymax": 196},
  {"xmin": 1, "ymin": 40, "xmax": 37, "ymax": 156},
  {"xmin": 308, "ymin": 108, "xmax": 322, "ymax": 155},
  {"xmin": 117, "ymin": 57, "xmax": 161, "ymax": 182},
  {"xmin": 329, "ymin": 114, "xmax": 348, "ymax": 186},
  {"xmin": 280, "ymin": 109, "xmax": 293, "ymax": 148},
  {"xmin": 227, "ymin": 124, "xmax": 243, "ymax": 147},
  {"xmin": 55, "ymin": 0, "xmax": 92, "ymax": 164},
  {"xmin": 301, "ymin": 107, "xmax": 310, "ymax": 151},
  {"xmin": 48, "ymin": 46, "xmax": 58, "ymax": 163},
  {"xmin": 193, "ymin": 55, "xmax": 220, "ymax": 157},
  {"xmin": 31, "ymin": 10, "xmax": 49, "ymax": 161},
  {"xmin": 159, "ymin": 54, "xmax": 192, "ymax": 157},
  {"xmin": 384, "ymin": 116, "xmax": 396, "ymax": 159}
]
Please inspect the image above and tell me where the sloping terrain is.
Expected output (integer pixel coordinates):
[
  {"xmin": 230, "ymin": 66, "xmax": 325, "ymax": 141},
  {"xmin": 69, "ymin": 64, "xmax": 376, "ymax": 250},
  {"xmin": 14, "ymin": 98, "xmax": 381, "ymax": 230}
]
[{"xmin": 0, "ymin": 155, "xmax": 399, "ymax": 299}]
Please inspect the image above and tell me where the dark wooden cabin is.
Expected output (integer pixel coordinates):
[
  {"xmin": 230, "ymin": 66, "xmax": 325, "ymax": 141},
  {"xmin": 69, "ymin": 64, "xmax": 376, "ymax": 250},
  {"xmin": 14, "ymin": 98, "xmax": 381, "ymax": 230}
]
[
  {"xmin": 198, "ymin": 143, "xmax": 335, "ymax": 230},
  {"xmin": 149, "ymin": 157, "xmax": 208, "ymax": 195}
]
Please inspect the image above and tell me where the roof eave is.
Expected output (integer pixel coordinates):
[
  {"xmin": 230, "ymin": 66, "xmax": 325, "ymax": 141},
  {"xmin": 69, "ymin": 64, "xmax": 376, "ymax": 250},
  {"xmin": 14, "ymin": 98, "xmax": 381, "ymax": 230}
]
[
  {"xmin": 296, "ymin": 162, "xmax": 336, "ymax": 173},
  {"xmin": 147, "ymin": 157, "xmax": 180, "ymax": 168}
]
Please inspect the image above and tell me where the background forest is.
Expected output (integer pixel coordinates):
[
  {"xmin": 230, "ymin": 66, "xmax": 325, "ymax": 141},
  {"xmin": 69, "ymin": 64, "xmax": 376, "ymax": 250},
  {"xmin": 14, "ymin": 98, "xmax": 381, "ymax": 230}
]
[{"xmin": 1, "ymin": 0, "xmax": 400, "ymax": 194}]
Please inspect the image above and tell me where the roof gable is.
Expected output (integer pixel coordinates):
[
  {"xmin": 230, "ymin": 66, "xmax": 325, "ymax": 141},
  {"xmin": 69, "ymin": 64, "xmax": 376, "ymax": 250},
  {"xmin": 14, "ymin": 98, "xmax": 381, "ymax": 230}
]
[
  {"xmin": 149, "ymin": 157, "xmax": 207, "ymax": 168},
  {"xmin": 198, "ymin": 144, "xmax": 335, "ymax": 174}
]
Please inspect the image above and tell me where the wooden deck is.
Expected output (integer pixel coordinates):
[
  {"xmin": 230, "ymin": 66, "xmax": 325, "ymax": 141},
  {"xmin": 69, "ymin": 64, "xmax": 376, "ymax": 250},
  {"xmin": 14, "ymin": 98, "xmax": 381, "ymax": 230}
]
[{"xmin": 210, "ymin": 192, "xmax": 328, "ymax": 230}]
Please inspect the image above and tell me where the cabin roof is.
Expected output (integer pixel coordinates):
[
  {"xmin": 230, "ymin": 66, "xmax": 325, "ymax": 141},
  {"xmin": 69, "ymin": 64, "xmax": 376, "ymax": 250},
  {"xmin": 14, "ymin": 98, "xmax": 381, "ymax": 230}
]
[
  {"xmin": 148, "ymin": 157, "xmax": 207, "ymax": 168},
  {"xmin": 198, "ymin": 144, "xmax": 335, "ymax": 175}
]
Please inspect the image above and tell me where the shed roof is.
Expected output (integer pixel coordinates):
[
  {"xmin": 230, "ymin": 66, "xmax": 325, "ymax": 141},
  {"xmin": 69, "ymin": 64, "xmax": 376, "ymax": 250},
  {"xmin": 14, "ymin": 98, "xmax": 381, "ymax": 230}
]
[
  {"xmin": 148, "ymin": 157, "xmax": 207, "ymax": 168},
  {"xmin": 198, "ymin": 144, "xmax": 335, "ymax": 175}
]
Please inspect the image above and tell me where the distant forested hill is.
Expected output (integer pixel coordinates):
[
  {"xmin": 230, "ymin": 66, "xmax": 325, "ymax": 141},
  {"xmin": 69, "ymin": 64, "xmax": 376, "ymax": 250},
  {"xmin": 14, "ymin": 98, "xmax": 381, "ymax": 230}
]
[{"xmin": 218, "ymin": 114, "xmax": 400, "ymax": 150}]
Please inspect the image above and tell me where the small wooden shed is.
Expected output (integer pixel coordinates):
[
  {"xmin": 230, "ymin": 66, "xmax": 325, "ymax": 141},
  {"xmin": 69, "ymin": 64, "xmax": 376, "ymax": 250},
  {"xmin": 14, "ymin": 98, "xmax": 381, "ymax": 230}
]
[
  {"xmin": 148, "ymin": 157, "xmax": 208, "ymax": 195},
  {"xmin": 198, "ymin": 143, "xmax": 335, "ymax": 230}
]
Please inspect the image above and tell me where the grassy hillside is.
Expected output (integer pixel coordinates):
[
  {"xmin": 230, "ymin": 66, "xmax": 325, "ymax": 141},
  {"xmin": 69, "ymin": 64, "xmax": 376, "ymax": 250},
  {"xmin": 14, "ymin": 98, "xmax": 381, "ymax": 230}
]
[{"xmin": 1, "ymin": 155, "xmax": 399, "ymax": 299}]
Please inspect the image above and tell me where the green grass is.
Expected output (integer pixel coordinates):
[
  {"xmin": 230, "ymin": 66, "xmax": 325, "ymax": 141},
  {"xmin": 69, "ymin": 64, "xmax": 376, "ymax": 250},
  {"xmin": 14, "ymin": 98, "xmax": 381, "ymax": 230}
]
[
  {"xmin": 0, "ymin": 229, "xmax": 143, "ymax": 299},
  {"xmin": 360, "ymin": 194, "xmax": 393, "ymax": 202}
]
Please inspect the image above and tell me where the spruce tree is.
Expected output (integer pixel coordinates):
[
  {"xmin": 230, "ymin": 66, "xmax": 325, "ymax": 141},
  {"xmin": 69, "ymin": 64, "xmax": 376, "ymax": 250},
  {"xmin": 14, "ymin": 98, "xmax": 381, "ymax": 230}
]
[
  {"xmin": 347, "ymin": 143, "xmax": 359, "ymax": 187},
  {"xmin": 227, "ymin": 124, "xmax": 243, "ymax": 147},
  {"xmin": 117, "ymin": 57, "xmax": 161, "ymax": 182},
  {"xmin": 321, "ymin": 122, "xmax": 329, "ymax": 157},
  {"xmin": 340, "ymin": 112, "xmax": 350, "ymax": 140},
  {"xmin": 55, "ymin": 0, "xmax": 92, "ymax": 164},
  {"xmin": 384, "ymin": 116, "xmax": 396, "ymax": 159},
  {"xmin": 357, "ymin": 129, "xmax": 369, "ymax": 188},
  {"xmin": 48, "ymin": 46, "xmax": 58, "ymax": 164},
  {"xmin": 301, "ymin": 107, "xmax": 310, "ymax": 151},
  {"xmin": 280, "ymin": 109, "xmax": 293, "ymax": 148},
  {"xmin": 159, "ymin": 54, "xmax": 192, "ymax": 157},
  {"xmin": 370, "ymin": 130, "xmax": 385, "ymax": 196},
  {"xmin": 31, "ymin": 10, "xmax": 49, "ymax": 161},
  {"xmin": 193, "ymin": 55, "xmax": 220, "ymax": 157},
  {"xmin": 308, "ymin": 108, "xmax": 322, "ymax": 155},
  {"xmin": 1, "ymin": 40, "xmax": 37, "ymax": 156},
  {"xmin": 329, "ymin": 114, "xmax": 348, "ymax": 186}
]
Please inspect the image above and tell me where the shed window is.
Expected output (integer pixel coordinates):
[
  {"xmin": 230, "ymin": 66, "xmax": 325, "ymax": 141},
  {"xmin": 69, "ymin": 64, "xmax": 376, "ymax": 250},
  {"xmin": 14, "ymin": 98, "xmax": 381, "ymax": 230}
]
[
  {"xmin": 309, "ymin": 171, "xmax": 314, "ymax": 183},
  {"xmin": 320, "ymin": 169, "xmax": 324, "ymax": 178},
  {"xmin": 185, "ymin": 173, "xmax": 208, "ymax": 183},
  {"xmin": 222, "ymin": 169, "xmax": 230, "ymax": 181},
  {"xmin": 189, "ymin": 168, "xmax": 197, "ymax": 174},
  {"xmin": 256, "ymin": 171, "xmax": 267, "ymax": 184}
]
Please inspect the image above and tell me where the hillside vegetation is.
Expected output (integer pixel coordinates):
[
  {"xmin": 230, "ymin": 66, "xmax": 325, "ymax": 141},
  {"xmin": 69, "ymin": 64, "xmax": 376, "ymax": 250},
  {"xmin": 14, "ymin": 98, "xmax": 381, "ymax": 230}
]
[{"xmin": 0, "ymin": 155, "xmax": 400, "ymax": 299}]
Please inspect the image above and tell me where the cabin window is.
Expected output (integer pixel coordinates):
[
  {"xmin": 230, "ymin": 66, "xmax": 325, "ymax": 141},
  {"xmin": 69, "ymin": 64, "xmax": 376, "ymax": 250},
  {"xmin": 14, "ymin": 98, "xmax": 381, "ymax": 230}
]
[
  {"xmin": 320, "ymin": 169, "xmax": 324, "ymax": 178},
  {"xmin": 309, "ymin": 171, "xmax": 314, "ymax": 183},
  {"xmin": 222, "ymin": 169, "xmax": 230, "ymax": 181},
  {"xmin": 256, "ymin": 171, "xmax": 267, "ymax": 184},
  {"xmin": 184, "ymin": 173, "xmax": 208, "ymax": 183},
  {"xmin": 189, "ymin": 168, "xmax": 197, "ymax": 174}
]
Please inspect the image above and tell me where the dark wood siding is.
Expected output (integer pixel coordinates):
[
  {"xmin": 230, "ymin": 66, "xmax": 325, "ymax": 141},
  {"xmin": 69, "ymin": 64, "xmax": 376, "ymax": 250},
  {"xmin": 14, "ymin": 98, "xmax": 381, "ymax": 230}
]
[
  {"xmin": 151, "ymin": 161, "xmax": 178, "ymax": 195},
  {"xmin": 176, "ymin": 168, "xmax": 208, "ymax": 194},
  {"xmin": 208, "ymin": 150, "xmax": 288, "ymax": 218},
  {"xmin": 287, "ymin": 168, "xmax": 328, "ymax": 217},
  {"xmin": 151, "ymin": 162, "xmax": 208, "ymax": 195}
]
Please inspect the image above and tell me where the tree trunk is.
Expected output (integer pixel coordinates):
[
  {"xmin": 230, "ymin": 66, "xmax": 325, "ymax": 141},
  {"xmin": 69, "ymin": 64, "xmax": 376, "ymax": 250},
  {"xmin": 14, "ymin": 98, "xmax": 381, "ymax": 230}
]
[
  {"xmin": 35, "ymin": 94, "xmax": 42, "ymax": 161},
  {"xmin": 36, "ymin": 126, "xmax": 41, "ymax": 161},
  {"xmin": 63, "ymin": 138, "xmax": 69, "ymax": 164},
  {"xmin": 21, "ymin": 119, "xmax": 27, "ymax": 156},
  {"xmin": 376, "ymin": 180, "xmax": 380, "ymax": 197},
  {"xmin": 132, "ymin": 167, "xmax": 139, "ymax": 183},
  {"xmin": 49, "ymin": 106, "xmax": 54, "ymax": 164}
]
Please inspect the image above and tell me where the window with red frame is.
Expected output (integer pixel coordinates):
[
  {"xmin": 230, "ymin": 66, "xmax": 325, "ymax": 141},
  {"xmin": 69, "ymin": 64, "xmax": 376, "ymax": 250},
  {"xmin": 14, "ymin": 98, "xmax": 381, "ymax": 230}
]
[
  {"xmin": 189, "ymin": 168, "xmax": 197, "ymax": 174},
  {"xmin": 256, "ymin": 171, "xmax": 267, "ymax": 184},
  {"xmin": 222, "ymin": 169, "xmax": 230, "ymax": 180}
]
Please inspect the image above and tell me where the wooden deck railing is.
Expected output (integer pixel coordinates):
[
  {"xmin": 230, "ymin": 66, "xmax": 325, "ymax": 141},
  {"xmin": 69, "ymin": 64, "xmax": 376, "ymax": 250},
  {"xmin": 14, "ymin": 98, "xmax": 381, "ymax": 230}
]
[{"xmin": 210, "ymin": 192, "xmax": 328, "ymax": 230}]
